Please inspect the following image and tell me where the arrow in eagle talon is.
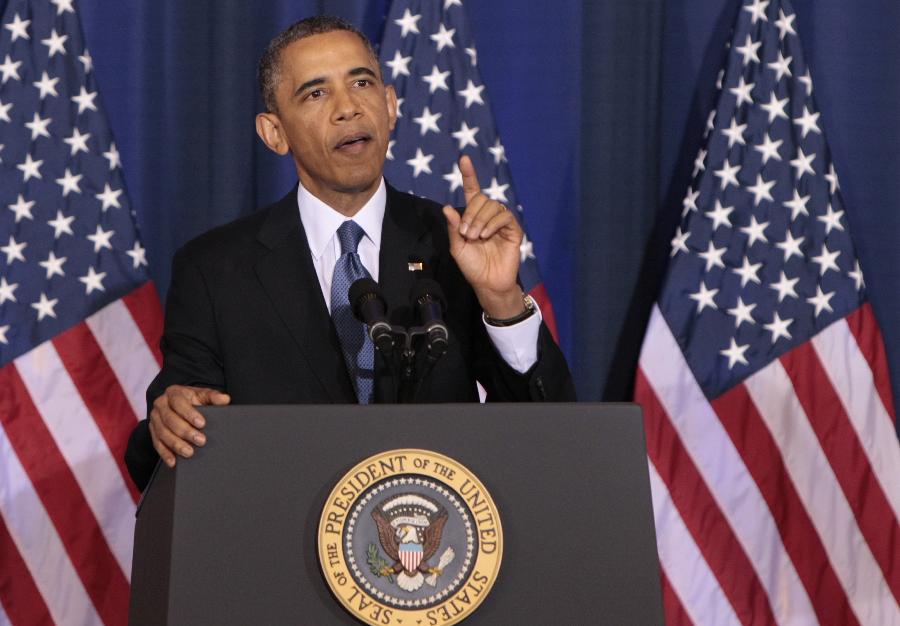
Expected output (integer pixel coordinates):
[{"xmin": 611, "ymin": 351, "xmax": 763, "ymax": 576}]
[{"xmin": 425, "ymin": 547, "xmax": 455, "ymax": 587}]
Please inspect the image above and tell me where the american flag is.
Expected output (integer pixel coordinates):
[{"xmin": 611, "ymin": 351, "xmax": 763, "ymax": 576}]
[
  {"xmin": 378, "ymin": 0, "xmax": 558, "ymax": 339},
  {"xmin": 635, "ymin": 0, "xmax": 900, "ymax": 624},
  {"xmin": 0, "ymin": 1, "xmax": 162, "ymax": 624}
]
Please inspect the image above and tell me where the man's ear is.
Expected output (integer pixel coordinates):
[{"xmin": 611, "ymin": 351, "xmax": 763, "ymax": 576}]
[
  {"xmin": 256, "ymin": 112, "xmax": 289, "ymax": 155},
  {"xmin": 385, "ymin": 85, "xmax": 398, "ymax": 132}
]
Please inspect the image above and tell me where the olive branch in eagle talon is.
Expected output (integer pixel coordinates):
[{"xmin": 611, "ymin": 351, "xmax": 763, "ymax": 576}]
[{"xmin": 367, "ymin": 543, "xmax": 394, "ymax": 583}]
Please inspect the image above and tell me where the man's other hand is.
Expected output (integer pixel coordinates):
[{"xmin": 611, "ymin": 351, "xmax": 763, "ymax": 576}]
[
  {"xmin": 149, "ymin": 385, "xmax": 231, "ymax": 468},
  {"xmin": 442, "ymin": 155, "xmax": 526, "ymax": 319}
]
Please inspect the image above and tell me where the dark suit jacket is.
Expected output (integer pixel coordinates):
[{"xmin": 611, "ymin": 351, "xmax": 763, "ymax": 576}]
[{"xmin": 125, "ymin": 184, "xmax": 575, "ymax": 489}]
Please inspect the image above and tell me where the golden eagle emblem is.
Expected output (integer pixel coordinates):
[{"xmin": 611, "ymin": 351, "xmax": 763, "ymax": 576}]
[{"xmin": 370, "ymin": 493, "xmax": 454, "ymax": 592}]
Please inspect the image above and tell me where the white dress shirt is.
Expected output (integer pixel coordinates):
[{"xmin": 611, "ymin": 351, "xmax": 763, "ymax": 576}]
[{"xmin": 297, "ymin": 179, "xmax": 541, "ymax": 373}]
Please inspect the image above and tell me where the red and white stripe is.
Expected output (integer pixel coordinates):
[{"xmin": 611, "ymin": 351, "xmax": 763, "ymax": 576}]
[
  {"xmin": 0, "ymin": 283, "xmax": 162, "ymax": 626},
  {"xmin": 637, "ymin": 303, "xmax": 900, "ymax": 625}
]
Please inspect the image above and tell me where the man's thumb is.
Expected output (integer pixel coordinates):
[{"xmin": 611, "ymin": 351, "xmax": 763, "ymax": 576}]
[
  {"xmin": 193, "ymin": 387, "xmax": 231, "ymax": 406},
  {"xmin": 209, "ymin": 391, "xmax": 231, "ymax": 405}
]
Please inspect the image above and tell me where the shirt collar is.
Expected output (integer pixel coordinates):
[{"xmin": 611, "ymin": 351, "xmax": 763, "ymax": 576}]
[{"xmin": 296, "ymin": 178, "xmax": 386, "ymax": 260}]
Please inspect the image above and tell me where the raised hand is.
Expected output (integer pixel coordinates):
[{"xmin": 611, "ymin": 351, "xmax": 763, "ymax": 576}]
[{"xmin": 442, "ymin": 155, "xmax": 526, "ymax": 319}]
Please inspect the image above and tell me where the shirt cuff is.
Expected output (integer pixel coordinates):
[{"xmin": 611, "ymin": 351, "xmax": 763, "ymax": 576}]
[{"xmin": 482, "ymin": 300, "xmax": 542, "ymax": 374}]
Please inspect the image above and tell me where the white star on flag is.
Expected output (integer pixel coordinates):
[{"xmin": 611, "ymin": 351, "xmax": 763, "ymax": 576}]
[
  {"xmin": 8, "ymin": 194, "xmax": 35, "ymax": 223},
  {"xmin": 442, "ymin": 162, "xmax": 463, "ymax": 192},
  {"xmin": 483, "ymin": 177, "xmax": 509, "ymax": 203},
  {"xmin": 87, "ymin": 225, "xmax": 114, "ymax": 252},
  {"xmin": 126, "ymin": 241, "xmax": 149, "ymax": 268},
  {"xmin": 430, "ymin": 23, "xmax": 455, "ymax": 51},
  {"xmin": 727, "ymin": 296, "xmax": 757, "ymax": 328},
  {"xmin": 519, "ymin": 234, "xmax": 535, "ymax": 263},
  {"xmin": 457, "ymin": 80, "xmax": 484, "ymax": 108},
  {"xmin": 783, "ymin": 189, "xmax": 810, "ymax": 219},
  {"xmin": 33, "ymin": 71, "xmax": 60, "ymax": 99},
  {"xmin": 0, "ymin": 54, "xmax": 22, "ymax": 83},
  {"xmin": 1, "ymin": 236, "xmax": 26, "ymax": 264},
  {"xmin": 794, "ymin": 105, "xmax": 821, "ymax": 137},
  {"xmin": 806, "ymin": 285, "xmax": 835, "ymax": 316},
  {"xmin": 817, "ymin": 204, "xmax": 844, "ymax": 233},
  {"xmin": 406, "ymin": 148, "xmax": 434, "ymax": 177},
  {"xmin": 689, "ymin": 281, "xmax": 719, "ymax": 312},
  {"xmin": 0, "ymin": 277, "xmax": 18, "ymax": 304},
  {"xmin": 720, "ymin": 337, "xmax": 750, "ymax": 368},
  {"xmin": 17, "ymin": 153, "xmax": 43, "ymax": 181},
  {"xmin": 79, "ymin": 49, "xmax": 93, "ymax": 72},
  {"xmin": 104, "ymin": 142, "xmax": 121, "ymax": 169},
  {"xmin": 763, "ymin": 312, "xmax": 793, "ymax": 343},
  {"xmin": 421, "ymin": 65, "xmax": 450, "ymax": 93},
  {"xmin": 47, "ymin": 210, "xmax": 75, "ymax": 238},
  {"xmin": 51, "ymin": 0, "xmax": 75, "ymax": 15},
  {"xmin": 41, "ymin": 28, "xmax": 68, "ymax": 57},
  {"xmin": 63, "ymin": 128, "xmax": 91, "ymax": 155},
  {"xmin": 451, "ymin": 121, "xmax": 479, "ymax": 149},
  {"xmin": 25, "ymin": 112, "xmax": 51, "ymax": 140},
  {"xmin": 4, "ymin": 13, "xmax": 30, "ymax": 41},
  {"xmin": 71, "ymin": 86, "xmax": 98, "ymax": 113},
  {"xmin": 755, "ymin": 132, "xmax": 783, "ymax": 163},
  {"xmin": 78, "ymin": 267, "xmax": 106, "ymax": 294},
  {"xmin": 722, "ymin": 118, "xmax": 747, "ymax": 147},
  {"xmin": 38, "ymin": 251, "xmax": 67, "ymax": 279},
  {"xmin": 385, "ymin": 50, "xmax": 412, "ymax": 79},
  {"xmin": 96, "ymin": 183, "xmax": 123, "ymax": 211},
  {"xmin": 698, "ymin": 241, "xmax": 727, "ymax": 271},
  {"xmin": 31, "ymin": 292, "xmax": 59, "ymax": 320},
  {"xmin": 55, "ymin": 168, "xmax": 83, "ymax": 196},
  {"xmin": 394, "ymin": 9, "xmax": 422, "ymax": 37},
  {"xmin": 413, "ymin": 107, "xmax": 442, "ymax": 135}
]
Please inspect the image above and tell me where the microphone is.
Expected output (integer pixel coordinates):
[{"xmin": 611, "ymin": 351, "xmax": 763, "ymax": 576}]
[
  {"xmin": 410, "ymin": 279, "xmax": 449, "ymax": 358},
  {"xmin": 349, "ymin": 278, "xmax": 394, "ymax": 354}
]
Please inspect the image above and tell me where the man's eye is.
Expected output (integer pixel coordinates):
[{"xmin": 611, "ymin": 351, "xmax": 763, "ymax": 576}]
[
  {"xmin": 354, "ymin": 79, "xmax": 370, "ymax": 87},
  {"xmin": 307, "ymin": 89, "xmax": 324, "ymax": 99}
]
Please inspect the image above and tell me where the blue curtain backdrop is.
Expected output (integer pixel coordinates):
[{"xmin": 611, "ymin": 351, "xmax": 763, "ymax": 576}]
[{"xmin": 29, "ymin": 0, "xmax": 896, "ymax": 424}]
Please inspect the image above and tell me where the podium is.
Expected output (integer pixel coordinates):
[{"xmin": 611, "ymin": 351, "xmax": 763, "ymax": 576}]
[{"xmin": 129, "ymin": 403, "xmax": 664, "ymax": 625}]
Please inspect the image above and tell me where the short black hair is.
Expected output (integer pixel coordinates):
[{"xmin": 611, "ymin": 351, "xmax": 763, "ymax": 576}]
[{"xmin": 257, "ymin": 15, "xmax": 378, "ymax": 113}]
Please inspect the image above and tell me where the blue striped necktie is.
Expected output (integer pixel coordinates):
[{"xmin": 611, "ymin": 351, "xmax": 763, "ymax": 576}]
[{"xmin": 330, "ymin": 220, "xmax": 374, "ymax": 404}]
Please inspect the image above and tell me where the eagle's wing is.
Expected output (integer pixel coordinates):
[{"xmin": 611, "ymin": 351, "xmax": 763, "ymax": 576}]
[
  {"xmin": 422, "ymin": 510, "xmax": 448, "ymax": 562},
  {"xmin": 371, "ymin": 509, "xmax": 400, "ymax": 561}
]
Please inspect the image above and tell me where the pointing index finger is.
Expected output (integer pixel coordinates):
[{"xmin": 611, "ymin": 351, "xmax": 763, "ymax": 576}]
[{"xmin": 459, "ymin": 154, "xmax": 481, "ymax": 204}]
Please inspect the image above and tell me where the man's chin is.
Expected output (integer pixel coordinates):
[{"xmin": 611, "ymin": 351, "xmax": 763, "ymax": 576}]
[{"xmin": 332, "ymin": 174, "xmax": 381, "ymax": 196}]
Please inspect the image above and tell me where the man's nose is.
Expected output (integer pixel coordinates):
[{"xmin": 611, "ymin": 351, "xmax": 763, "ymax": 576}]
[{"xmin": 332, "ymin": 88, "xmax": 362, "ymax": 121}]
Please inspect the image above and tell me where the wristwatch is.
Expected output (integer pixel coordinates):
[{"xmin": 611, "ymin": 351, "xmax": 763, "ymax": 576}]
[{"xmin": 484, "ymin": 294, "xmax": 536, "ymax": 327}]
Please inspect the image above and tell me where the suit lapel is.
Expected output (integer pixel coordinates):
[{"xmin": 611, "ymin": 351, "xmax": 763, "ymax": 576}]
[
  {"xmin": 253, "ymin": 189, "xmax": 355, "ymax": 402},
  {"xmin": 379, "ymin": 185, "xmax": 432, "ymax": 321}
]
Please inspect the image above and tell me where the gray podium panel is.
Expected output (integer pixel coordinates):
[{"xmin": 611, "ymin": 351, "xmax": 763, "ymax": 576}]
[{"xmin": 130, "ymin": 403, "xmax": 663, "ymax": 625}]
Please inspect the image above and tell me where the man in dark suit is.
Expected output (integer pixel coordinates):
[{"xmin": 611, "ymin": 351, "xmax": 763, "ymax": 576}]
[{"xmin": 125, "ymin": 16, "xmax": 574, "ymax": 491}]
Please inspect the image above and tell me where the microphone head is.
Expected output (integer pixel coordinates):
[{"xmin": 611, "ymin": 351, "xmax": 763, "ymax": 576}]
[
  {"xmin": 349, "ymin": 278, "xmax": 384, "ymax": 321},
  {"xmin": 409, "ymin": 278, "xmax": 446, "ymax": 312}
]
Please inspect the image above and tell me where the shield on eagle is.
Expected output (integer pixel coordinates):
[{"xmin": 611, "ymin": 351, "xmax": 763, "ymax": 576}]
[{"xmin": 399, "ymin": 541, "xmax": 423, "ymax": 573}]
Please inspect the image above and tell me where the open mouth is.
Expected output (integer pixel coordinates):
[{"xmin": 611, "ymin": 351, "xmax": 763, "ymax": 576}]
[{"xmin": 335, "ymin": 133, "xmax": 371, "ymax": 150}]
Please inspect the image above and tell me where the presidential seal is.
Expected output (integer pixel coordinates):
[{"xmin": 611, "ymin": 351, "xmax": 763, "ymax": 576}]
[{"xmin": 318, "ymin": 449, "xmax": 502, "ymax": 626}]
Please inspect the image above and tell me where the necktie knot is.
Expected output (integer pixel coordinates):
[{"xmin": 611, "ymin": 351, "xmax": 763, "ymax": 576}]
[{"xmin": 337, "ymin": 220, "xmax": 365, "ymax": 256}]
